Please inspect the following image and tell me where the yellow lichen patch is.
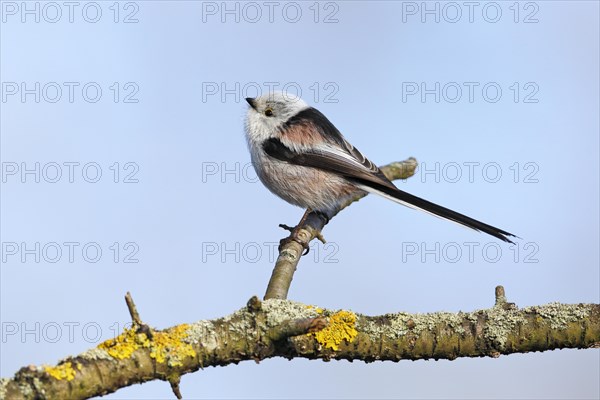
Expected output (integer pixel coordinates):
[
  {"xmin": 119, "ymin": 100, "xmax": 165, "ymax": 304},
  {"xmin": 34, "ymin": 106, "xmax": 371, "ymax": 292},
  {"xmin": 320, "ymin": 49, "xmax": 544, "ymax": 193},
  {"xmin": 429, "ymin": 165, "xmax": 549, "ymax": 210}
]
[
  {"xmin": 148, "ymin": 324, "xmax": 196, "ymax": 367},
  {"xmin": 44, "ymin": 361, "xmax": 78, "ymax": 381},
  {"xmin": 98, "ymin": 324, "xmax": 196, "ymax": 367},
  {"xmin": 98, "ymin": 327, "xmax": 150, "ymax": 360},
  {"xmin": 311, "ymin": 311, "xmax": 358, "ymax": 351}
]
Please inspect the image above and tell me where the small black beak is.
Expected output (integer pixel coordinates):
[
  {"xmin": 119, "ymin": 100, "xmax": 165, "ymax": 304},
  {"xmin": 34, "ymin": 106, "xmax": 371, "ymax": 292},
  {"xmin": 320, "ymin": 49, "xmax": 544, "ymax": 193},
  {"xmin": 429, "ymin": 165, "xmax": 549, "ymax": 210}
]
[{"xmin": 245, "ymin": 97, "xmax": 256, "ymax": 110}]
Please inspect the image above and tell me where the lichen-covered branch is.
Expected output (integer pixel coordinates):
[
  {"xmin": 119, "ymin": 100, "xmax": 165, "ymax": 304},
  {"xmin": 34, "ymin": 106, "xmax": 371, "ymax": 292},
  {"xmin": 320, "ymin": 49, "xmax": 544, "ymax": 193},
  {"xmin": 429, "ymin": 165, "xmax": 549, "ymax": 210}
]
[
  {"xmin": 264, "ymin": 157, "xmax": 418, "ymax": 300},
  {"xmin": 2, "ymin": 287, "xmax": 599, "ymax": 400}
]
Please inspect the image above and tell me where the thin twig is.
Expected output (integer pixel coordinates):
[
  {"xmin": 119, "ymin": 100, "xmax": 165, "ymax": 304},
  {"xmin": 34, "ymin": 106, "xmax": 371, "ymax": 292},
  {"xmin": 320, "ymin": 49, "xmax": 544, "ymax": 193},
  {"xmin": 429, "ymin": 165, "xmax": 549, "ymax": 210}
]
[
  {"xmin": 125, "ymin": 292, "xmax": 143, "ymax": 327},
  {"xmin": 264, "ymin": 157, "xmax": 418, "ymax": 300}
]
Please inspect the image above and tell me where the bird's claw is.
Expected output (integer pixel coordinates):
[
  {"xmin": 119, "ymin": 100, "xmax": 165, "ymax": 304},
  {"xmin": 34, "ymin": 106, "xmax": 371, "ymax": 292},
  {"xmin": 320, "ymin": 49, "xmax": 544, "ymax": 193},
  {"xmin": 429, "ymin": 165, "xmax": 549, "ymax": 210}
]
[{"xmin": 278, "ymin": 223, "xmax": 295, "ymax": 233}]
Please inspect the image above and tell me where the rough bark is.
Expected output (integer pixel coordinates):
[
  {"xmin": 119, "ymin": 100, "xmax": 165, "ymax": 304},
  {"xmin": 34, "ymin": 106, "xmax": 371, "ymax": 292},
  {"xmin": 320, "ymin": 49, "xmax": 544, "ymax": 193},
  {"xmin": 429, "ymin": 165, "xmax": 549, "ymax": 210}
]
[{"xmin": 1, "ymin": 288, "xmax": 599, "ymax": 400}]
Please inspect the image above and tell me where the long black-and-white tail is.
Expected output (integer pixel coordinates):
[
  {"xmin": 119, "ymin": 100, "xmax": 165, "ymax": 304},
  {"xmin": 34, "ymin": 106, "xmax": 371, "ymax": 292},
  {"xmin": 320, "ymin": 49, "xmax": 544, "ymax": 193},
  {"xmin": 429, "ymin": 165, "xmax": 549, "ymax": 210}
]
[{"xmin": 355, "ymin": 180, "xmax": 517, "ymax": 244}]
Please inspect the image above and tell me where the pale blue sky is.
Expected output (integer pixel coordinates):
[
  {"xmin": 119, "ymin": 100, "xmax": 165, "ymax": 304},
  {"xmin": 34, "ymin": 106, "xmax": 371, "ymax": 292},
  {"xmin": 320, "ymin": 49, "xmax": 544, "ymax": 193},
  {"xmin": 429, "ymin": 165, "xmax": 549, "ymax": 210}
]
[{"xmin": 1, "ymin": 1, "xmax": 599, "ymax": 399}]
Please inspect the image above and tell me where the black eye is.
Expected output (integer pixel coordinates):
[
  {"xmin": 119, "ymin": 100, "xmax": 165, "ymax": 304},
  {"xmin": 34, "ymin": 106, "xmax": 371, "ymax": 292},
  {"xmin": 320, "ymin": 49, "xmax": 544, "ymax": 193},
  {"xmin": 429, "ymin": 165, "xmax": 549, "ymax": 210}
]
[{"xmin": 264, "ymin": 108, "xmax": 273, "ymax": 117}]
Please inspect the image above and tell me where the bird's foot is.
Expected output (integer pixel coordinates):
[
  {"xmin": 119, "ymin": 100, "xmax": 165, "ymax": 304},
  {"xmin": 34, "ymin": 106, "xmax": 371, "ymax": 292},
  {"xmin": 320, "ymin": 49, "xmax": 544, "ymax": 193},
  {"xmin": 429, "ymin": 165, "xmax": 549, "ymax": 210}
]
[
  {"xmin": 279, "ymin": 235, "xmax": 310, "ymax": 255},
  {"xmin": 278, "ymin": 225, "xmax": 310, "ymax": 255}
]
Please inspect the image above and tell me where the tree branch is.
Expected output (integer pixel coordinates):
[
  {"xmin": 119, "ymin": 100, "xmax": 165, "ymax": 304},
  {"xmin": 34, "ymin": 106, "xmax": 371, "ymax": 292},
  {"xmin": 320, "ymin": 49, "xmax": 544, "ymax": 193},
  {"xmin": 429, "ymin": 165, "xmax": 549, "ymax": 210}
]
[
  {"xmin": 2, "ymin": 157, "xmax": 597, "ymax": 399},
  {"xmin": 2, "ymin": 287, "xmax": 599, "ymax": 400},
  {"xmin": 264, "ymin": 157, "xmax": 418, "ymax": 300}
]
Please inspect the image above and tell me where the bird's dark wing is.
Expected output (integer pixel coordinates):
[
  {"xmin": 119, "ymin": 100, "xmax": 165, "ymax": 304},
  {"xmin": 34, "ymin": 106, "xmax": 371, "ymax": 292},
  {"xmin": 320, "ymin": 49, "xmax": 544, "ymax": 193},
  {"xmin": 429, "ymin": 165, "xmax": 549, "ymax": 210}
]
[
  {"xmin": 262, "ymin": 137, "xmax": 395, "ymax": 190},
  {"xmin": 278, "ymin": 107, "xmax": 395, "ymax": 188},
  {"xmin": 263, "ymin": 108, "xmax": 515, "ymax": 243},
  {"xmin": 283, "ymin": 108, "xmax": 384, "ymax": 173}
]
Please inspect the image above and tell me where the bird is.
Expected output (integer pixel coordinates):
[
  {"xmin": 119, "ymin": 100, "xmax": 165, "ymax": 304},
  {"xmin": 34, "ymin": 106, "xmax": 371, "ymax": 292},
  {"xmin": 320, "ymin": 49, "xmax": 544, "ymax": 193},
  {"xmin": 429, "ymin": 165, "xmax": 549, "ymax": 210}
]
[{"xmin": 244, "ymin": 91, "xmax": 516, "ymax": 250}]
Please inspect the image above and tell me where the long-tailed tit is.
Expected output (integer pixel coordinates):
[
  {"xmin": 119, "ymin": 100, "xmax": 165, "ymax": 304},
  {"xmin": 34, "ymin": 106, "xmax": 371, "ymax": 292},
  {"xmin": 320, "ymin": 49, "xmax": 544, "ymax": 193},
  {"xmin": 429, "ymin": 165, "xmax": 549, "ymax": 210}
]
[{"xmin": 244, "ymin": 91, "xmax": 515, "ymax": 244}]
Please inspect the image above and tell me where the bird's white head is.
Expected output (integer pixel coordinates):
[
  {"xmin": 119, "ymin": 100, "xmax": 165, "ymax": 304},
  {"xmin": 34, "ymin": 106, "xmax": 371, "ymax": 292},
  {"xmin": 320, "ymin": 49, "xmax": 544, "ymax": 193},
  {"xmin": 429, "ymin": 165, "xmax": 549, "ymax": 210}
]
[{"xmin": 244, "ymin": 91, "xmax": 309, "ymax": 143}]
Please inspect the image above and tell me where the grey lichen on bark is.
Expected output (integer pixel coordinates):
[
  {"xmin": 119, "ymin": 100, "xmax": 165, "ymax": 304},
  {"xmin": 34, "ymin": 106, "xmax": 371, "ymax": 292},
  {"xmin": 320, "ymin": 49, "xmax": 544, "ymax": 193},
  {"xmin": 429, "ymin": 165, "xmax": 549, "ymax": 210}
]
[
  {"xmin": 2, "ymin": 287, "xmax": 599, "ymax": 400},
  {"xmin": 264, "ymin": 157, "xmax": 418, "ymax": 300}
]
